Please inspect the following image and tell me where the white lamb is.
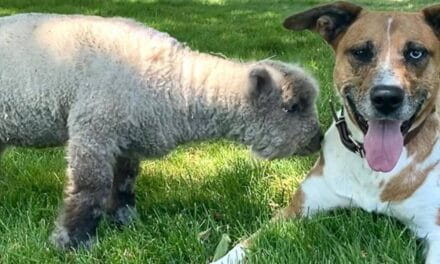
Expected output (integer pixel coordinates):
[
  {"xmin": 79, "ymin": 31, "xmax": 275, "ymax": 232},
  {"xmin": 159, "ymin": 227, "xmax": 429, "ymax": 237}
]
[{"xmin": 0, "ymin": 13, "xmax": 321, "ymax": 249}]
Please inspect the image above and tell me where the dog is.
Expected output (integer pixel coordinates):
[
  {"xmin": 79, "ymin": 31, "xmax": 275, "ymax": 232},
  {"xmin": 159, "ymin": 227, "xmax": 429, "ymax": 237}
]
[{"xmin": 212, "ymin": 1, "xmax": 440, "ymax": 263}]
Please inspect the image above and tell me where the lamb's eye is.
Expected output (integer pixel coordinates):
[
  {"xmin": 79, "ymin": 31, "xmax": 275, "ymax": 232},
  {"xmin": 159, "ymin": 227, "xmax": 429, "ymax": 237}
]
[{"xmin": 283, "ymin": 104, "xmax": 299, "ymax": 113}]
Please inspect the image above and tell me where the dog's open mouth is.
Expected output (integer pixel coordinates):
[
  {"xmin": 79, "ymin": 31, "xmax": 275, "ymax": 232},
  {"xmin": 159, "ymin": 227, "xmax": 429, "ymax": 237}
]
[
  {"xmin": 347, "ymin": 97, "xmax": 417, "ymax": 136},
  {"xmin": 346, "ymin": 96, "xmax": 421, "ymax": 173}
]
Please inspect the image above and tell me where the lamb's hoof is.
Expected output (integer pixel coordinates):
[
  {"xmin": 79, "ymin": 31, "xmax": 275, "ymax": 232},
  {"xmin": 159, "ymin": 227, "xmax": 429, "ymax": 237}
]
[
  {"xmin": 50, "ymin": 226, "xmax": 93, "ymax": 250},
  {"xmin": 107, "ymin": 206, "xmax": 138, "ymax": 226}
]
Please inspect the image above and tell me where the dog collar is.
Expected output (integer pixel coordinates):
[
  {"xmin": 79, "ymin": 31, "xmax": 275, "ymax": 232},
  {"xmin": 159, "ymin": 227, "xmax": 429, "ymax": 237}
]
[
  {"xmin": 329, "ymin": 102, "xmax": 433, "ymax": 158},
  {"xmin": 329, "ymin": 101, "xmax": 365, "ymax": 158}
]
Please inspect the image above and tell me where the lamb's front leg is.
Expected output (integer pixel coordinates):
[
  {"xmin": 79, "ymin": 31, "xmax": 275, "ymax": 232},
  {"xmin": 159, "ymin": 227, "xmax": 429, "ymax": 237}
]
[
  {"xmin": 51, "ymin": 138, "xmax": 117, "ymax": 249},
  {"xmin": 107, "ymin": 156, "xmax": 140, "ymax": 225}
]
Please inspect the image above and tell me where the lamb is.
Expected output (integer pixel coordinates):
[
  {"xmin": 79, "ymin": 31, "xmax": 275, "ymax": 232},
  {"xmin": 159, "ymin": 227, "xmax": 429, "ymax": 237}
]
[{"xmin": 0, "ymin": 13, "xmax": 321, "ymax": 249}]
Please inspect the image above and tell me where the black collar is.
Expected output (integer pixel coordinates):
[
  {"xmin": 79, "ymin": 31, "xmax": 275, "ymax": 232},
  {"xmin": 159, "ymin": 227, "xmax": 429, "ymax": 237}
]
[{"xmin": 329, "ymin": 101, "xmax": 365, "ymax": 158}]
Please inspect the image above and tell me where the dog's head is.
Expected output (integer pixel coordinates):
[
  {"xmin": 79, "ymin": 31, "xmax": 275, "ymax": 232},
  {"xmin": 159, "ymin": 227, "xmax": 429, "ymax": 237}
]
[{"xmin": 284, "ymin": 1, "xmax": 440, "ymax": 172}]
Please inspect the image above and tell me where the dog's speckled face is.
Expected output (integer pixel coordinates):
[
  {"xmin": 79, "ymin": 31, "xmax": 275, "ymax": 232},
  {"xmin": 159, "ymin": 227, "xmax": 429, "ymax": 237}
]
[
  {"xmin": 284, "ymin": 2, "xmax": 440, "ymax": 172},
  {"xmin": 333, "ymin": 12, "xmax": 440, "ymax": 131}
]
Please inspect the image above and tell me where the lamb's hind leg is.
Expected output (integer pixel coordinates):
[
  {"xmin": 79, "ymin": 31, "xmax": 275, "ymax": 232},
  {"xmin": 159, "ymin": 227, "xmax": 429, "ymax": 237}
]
[
  {"xmin": 106, "ymin": 156, "xmax": 140, "ymax": 225},
  {"xmin": 0, "ymin": 142, "xmax": 5, "ymax": 170},
  {"xmin": 0, "ymin": 142, "xmax": 4, "ymax": 159},
  {"xmin": 51, "ymin": 137, "xmax": 118, "ymax": 249}
]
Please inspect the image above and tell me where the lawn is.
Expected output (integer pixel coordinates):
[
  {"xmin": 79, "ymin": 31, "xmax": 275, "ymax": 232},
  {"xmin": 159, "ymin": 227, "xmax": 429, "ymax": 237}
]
[{"xmin": 0, "ymin": 0, "xmax": 437, "ymax": 263}]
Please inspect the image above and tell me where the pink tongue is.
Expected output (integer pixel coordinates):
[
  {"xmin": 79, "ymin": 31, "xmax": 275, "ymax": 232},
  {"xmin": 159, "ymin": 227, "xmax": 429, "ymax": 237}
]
[{"xmin": 364, "ymin": 120, "xmax": 403, "ymax": 172}]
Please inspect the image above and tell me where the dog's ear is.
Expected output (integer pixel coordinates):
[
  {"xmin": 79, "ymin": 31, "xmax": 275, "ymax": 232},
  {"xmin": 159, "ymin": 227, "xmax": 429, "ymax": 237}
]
[
  {"xmin": 423, "ymin": 4, "xmax": 440, "ymax": 38},
  {"xmin": 283, "ymin": 1, "xmax": 362, "ymax": 48},
  {"xmin": 247, "ymin": 66, "xmax": 271, "ymax": 101}
]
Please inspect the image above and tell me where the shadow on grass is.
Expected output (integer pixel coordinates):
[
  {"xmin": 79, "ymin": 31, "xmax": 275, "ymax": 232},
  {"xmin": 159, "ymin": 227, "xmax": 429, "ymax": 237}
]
[
  {"xmin": 0, "ymin": 145, "xmax": 274, "ymax": 234},
  {"xmin": 137, "ymin": 157, "xmax": 273, "ymax": 227},
  {"xmin": 0, "ymin": 147, "xmax": 272, "ymax": 262}
]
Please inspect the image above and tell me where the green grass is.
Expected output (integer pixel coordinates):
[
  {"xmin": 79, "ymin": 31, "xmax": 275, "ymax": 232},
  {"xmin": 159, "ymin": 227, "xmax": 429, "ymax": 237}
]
[{"xmin": 0, "ymin": 0, "xmax": 436, "ymax": 263}]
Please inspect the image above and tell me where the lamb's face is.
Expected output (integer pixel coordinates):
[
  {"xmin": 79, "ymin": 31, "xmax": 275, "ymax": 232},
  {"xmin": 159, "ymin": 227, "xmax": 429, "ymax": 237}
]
[{"xmin": 244, "ymin": 61, "xmax": 321, "ymax": 160}]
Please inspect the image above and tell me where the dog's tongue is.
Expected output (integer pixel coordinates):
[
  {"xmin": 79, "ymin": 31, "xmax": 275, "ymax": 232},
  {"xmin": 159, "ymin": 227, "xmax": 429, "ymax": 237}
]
[{"xmin": 364, "ymin": 120, "xmax": 403, "ymax": 172}]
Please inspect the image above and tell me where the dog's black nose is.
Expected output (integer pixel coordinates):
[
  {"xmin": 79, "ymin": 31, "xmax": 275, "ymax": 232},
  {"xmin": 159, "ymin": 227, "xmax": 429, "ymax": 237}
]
[{"xmin": 370, "ymin": 85, "xmax": 404, "ymax": 114}]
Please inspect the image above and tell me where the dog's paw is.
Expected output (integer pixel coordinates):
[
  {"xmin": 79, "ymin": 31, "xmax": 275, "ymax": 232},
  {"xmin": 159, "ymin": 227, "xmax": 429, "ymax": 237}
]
[
  {"xmin": 210, "ymin": 244, "xmax": 247, "ymax": 264},
  {"xmin": 50, "ymin": 226, "xmax": 92, "ymax": 250},
  {"xmin": 107, "ymin": 206, "xmax": 138, "ymax": 226}
]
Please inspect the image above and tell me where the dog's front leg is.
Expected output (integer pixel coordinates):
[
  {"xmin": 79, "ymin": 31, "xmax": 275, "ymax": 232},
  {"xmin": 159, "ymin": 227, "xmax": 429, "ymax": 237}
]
[
  {"xmin": 277, "ymin": 173, "xmax": 353, "ymax": 220},
  {"xmin": 425, "ymin": 235, "xmax": 440, "ymax": 264},
  {"xmin": 51, "ymin": 137, "xmax": 118, "ymax": 249},
  {"xmin": 211, "ymin": 153, "xmax": 352, "ymax": 264},
  {"xmin": 210, "ymin": 232, "xmax": 256, "ymax": 264}
]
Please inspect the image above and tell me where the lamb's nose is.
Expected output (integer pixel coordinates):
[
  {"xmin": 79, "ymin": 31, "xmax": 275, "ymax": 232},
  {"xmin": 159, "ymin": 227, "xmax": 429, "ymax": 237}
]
[
  {"xmin": 308, "ymin": 129, "xmax": 323, "ymax": 153},
  {"xmin": 370, "ymin": 85, "xmax": 404, "ymax": 114}
]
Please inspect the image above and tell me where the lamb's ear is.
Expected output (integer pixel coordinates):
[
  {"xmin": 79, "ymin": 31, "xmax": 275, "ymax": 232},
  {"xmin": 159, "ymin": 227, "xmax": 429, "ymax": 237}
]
[
  {"xmin": 423, "ymin": 4, "xmax": 440, "ymax": 38},
  {"xmin": 283, "ymin": 1, "xmax": 362, "ymax": 48},
  {"xmin": 247, "ymin": 67, "xmax": 271, "ymax": 101}
]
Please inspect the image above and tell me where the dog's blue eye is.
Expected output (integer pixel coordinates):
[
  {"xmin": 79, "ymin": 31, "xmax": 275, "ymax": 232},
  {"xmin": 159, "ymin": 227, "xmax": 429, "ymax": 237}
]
[
  {"xmin": 405, "ymin": 47, "xmax": 427, "ymax": 63},
  {"xmin": 409, "ymin": 50, "xmax": 423, "ymax": 59},
  {"xmin": 407, "ymin": 49, "xmax": 426, "ymax": 61}
]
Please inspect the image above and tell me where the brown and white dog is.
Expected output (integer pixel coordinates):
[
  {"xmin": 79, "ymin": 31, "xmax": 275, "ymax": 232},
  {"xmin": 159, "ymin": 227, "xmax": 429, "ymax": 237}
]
[{"xmin": 212, "ymin": 2, "xmax": 440, "ymax": 263}]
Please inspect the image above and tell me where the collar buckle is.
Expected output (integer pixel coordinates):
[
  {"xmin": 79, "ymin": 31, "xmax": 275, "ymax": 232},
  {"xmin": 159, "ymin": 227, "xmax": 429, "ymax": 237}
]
[{"xmin": 329, "ymin": 101, "xmax": 365, "ymax": 158}]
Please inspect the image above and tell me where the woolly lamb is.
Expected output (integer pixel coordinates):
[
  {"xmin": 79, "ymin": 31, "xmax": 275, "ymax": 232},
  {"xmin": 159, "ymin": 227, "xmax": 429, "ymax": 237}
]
[{"xmin": 0, "ymin": 13, "xmax": 321, "ymax": 249}]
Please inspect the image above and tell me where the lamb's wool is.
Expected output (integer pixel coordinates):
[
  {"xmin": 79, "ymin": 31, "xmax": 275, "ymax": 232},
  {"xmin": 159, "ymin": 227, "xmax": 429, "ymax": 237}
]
[{"xmin": 0, "ymin": 13, "xmax": 320, "ymax": 249}]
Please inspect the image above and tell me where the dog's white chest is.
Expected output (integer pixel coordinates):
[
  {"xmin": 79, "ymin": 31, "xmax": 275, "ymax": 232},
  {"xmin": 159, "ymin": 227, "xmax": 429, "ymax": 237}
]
[
  {"xmin": 321, "ymin": 122, "xmax": 440, "ymax": 236},
  {"xmin": 322, "ymin": 125, "xmax": 411, "ymax": 213}
]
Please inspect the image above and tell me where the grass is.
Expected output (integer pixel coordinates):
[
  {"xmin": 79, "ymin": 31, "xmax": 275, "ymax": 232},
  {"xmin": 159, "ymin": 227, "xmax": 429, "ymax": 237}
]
[{"xmin": 0, "ymin": 0, "xmax": 436, "ymax": 263}]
